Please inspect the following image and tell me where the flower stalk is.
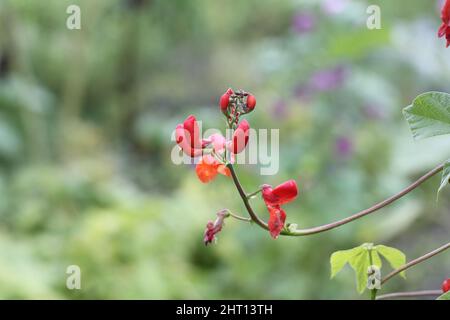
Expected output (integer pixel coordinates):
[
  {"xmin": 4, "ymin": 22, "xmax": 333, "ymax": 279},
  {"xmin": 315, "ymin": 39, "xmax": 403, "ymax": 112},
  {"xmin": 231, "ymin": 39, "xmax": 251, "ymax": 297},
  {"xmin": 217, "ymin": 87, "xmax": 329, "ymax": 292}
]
[
  {"xmin": 246, "ymin": 189, "xmax": 262, "ymax": 199},
  {"xmin": 381, "ymin": 241, "xmax": 450, "ymax": 285},
  {"xmin": 376, "ymin": 290, "xmax": 442, "ymax": 300},
  {"xmin": 228, "ymin": 162, "xmax": 444, "ymax": 237}
]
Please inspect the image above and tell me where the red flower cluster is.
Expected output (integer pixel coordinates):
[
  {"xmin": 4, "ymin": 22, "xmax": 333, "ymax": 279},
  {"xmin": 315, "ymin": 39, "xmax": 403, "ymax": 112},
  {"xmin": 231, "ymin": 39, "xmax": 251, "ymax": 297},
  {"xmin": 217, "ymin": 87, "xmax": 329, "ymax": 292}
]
[
  {"xmin": 438, "ymin": 0, "xmax": 450, "ymax": 47},
  {"xmin": 443, "ymin": 278, "xmax": 450, "ymax": 293},
  {"xmin": 175, "ymin": 88, "xmax": 300, "ymax": 241},
  {"xmin": 262, "ymin": 180, "xmax": 298, "ymax": 239},
  {"xmin": 175, "ymin": 115, "xmax": 250, "ymax": 183}
]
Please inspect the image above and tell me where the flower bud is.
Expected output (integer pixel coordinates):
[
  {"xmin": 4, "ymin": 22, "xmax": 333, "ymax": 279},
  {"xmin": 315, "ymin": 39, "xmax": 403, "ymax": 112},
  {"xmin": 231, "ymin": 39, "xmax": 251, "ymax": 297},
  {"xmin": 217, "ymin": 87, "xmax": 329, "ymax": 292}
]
[
  {"xmin": 219, "ymin": 93, "xmax": 230, "ymax": 113},
  {"xmin": 442, "ymin": 278, "xmax": 450, "ymax": 293},
  {"xmin": 246, "ymin": 94, "xmax": 256, "ymax": 112},
  {"xmin": 203, "ymin": 209, "xmax": 229, "ymax": 245}
]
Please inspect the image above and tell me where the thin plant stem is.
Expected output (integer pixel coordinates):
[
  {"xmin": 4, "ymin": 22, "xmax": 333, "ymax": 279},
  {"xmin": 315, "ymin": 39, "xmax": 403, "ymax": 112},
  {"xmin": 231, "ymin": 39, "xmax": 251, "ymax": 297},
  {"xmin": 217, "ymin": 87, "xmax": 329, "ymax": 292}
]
[
  {"xmin": 227, "ymin": 164, "xmax": 268, "ymax": 230},
  {"xmin": 246, "ymin": 189, "xmax": 262, "ymax": 199},
  {"xmin": 368, "ymin": 249, "xmax": 378, "ymax": 300},
  {"xmin": 227, "ymin": 163, "xmax": 444, "ymax": 237},
  {"xmin": 376, "ymin": 290, "xmax": 442, "ymax": 300},
  {"xmin": 228, "ymin": 211, "xmax": 252, "ymax": 222},
  {"xmin": 381, "ymin": 242, "xmax": 450, "ymax": 285}
]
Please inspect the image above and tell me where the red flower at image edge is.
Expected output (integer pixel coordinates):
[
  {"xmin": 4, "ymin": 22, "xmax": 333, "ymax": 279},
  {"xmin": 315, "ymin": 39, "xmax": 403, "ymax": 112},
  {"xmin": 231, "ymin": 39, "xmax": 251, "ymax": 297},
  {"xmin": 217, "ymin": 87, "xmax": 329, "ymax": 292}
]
[
  {"xmin": 442, "ymin": 278, "xmax": 450, "ymax": 293},
  {"xmin": 438, "ymin": 0, "xmax": 450, "ymax": 47},
  {"xmin": 262, "ymin": 180, "xmax": 298, "ymax": 239}
]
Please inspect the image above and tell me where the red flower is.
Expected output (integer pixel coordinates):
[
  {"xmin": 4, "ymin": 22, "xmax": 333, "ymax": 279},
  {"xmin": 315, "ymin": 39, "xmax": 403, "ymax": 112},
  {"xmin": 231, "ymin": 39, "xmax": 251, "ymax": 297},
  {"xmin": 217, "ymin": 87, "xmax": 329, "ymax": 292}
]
[
  {"xmin": 196, "ymin": 154, "xmax": 231, "ymax": 183},
  {"xmin": 204, "ymin": 209, "xmax": 228, "ymax": 245},
  {"xmin": 261, "ymin": 180, "xmax": 298, "ymax": 239},
  {"xmin": 175, "ymin": 115, "xmax": 250, "ymax": 183},
  {"xmin": 261, "ymin": 180, "xmax": 298, "ymax": 206},
  {"xmin": 176, "ymin": 115, "xmax": 203, "ymax": 157},
  {"xmin": 438, "ymin": 0, "xmax": 450, "ymax": 47},
  {"xmin": 442, "ymin": 278, "xmax": 450, "ymax": 293},
  {"xmin": 231, "ymin": 119, "xmax": 250, "ymax": 154}
]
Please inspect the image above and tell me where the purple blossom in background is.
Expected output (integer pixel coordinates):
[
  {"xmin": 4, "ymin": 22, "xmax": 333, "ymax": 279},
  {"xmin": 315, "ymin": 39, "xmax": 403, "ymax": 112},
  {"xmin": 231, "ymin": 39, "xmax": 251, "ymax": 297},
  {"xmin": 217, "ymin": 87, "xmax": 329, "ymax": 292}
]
[
  {"xmin": 293, "ymin": 84, "xmax": 313, "ymax": 104},
  {"xmin": 292, "ymin": 65, "xmax": 348, "ymax": 103},
  {"xmin": 272, "ymin": 100, "xmax": 288, "ymax": 119},
  {"xmin": 292, "ymin": 12, "xmax": 315, "ymax": 34},
  {"xmin": 363, "ymin": 104, "xmax": 385, "ymax": 120},
  {"xmin": 293, "ymin": 85, "xmax": 312, "ymax": 101},
  {"xmin": 309, "ymin": 65, "xmax": 348, "ymax": 92},
  {"xmin": 321, "ymin": 0, "xmax": 348, "ymax": 15},
  {"xmin": 335, "ymin": 136, "xmax": 353, "ymax": 158}
]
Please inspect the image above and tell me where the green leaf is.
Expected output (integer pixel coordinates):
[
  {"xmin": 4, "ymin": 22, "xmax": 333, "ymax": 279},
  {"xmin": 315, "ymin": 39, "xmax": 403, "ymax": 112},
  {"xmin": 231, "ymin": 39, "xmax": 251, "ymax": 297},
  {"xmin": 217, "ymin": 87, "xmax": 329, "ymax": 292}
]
[
  {"xmin": 376, "ymin": 245, "xmax": 406, "ymax": 278},
  {"xmin": 331, "ymin": 243, "xmax": 404, "ymax": 294},
  {"xmin": 330, "ymin": 247, "xmax": 363, "ymax": 279},
  {"xmin": 437, "ymin": 291, "xmax": 450, "ymax": 300},
  {"xmin": 403, "ymin": 91, "xmax": 450, "ymax": 140},
  {"xmin": 437, "ymin": 161, "xmax": 450, "ymax": 197},
  {"xmin": 371, "ymin": 250, "xmax": 382, "ymax": 269},
  {"xmin": 348, "ymin": 249, "xmax": 370, "ymax": 294}
]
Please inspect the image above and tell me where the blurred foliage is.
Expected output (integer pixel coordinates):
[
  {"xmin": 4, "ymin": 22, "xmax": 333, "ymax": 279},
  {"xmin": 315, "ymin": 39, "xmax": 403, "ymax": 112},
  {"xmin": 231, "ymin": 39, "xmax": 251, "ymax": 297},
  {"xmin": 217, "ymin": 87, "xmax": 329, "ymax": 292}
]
[{"xmin": 0, "ymin": 0, "xmax": 449, "ymax": 299}]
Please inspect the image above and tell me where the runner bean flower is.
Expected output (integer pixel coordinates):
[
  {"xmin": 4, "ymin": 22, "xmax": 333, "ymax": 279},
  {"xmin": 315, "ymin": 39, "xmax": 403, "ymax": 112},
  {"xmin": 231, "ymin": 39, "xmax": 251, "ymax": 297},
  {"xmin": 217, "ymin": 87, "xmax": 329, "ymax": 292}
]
[
  {"xmin": 261, "ymin": 180, "xmax": 299, "ymax": 238},
  {"xmin": 438, "ymin": 0, "xmax": 450, "ymax": 47}
]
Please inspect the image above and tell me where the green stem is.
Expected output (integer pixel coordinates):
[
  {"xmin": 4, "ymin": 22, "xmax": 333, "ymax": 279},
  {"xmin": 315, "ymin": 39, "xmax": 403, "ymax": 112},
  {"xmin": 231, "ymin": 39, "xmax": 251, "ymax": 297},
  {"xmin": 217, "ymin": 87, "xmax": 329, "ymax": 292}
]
[
  {"xmin": 228, "ymin": 211, "xmax": 252, "ymax": 222},
  {"xmin": 371, "ymin": 290, "xmax": 377, "ymax": 301},
  {"xmin": 246, "ymin": 189, "xmax": 262, "ymax": 199},
  {"xmin": 368, "ymin": 249, "xmax": 377, "ymax": 300}
]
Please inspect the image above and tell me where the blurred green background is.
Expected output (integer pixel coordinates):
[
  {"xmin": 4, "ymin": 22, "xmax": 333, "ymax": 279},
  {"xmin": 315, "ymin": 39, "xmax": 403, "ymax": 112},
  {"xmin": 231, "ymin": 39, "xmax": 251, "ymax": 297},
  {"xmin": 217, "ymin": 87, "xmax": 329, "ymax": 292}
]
[{"xmin": 0, "ymin": 0, "xmax": 449, "ymax": 299}]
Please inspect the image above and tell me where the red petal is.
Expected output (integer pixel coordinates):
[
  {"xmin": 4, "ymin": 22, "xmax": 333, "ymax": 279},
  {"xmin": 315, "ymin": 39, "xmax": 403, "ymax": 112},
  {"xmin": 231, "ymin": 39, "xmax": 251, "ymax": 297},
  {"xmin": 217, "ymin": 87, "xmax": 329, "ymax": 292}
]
[
  {"xmin": 271, "ymin": 180, "xmax": 298, "ymax": 205},
  {"xmin": 262, "ymin": 180, "xmax": 298, "ymax": 206},
  {"xmin": 261, "ymin": 185, "xmax": 277, "ymax": 206},
  {"xmin": 175, "ymin": 124, "xmax": 201, "ymax": 157},
  {"xmin": 183, "ymin": 115, "xmax": 202, "ymax": 149},
  {"xmin": 175, "ymin": 124, "xmax": 184, "ymax": 144},
  {"xmin": 176, "ymin": 115, "xmax": 204, "ymax": 157},
  {"xmin": 442, "ymin": 0, "xmax": 450, "ymax": 23},
  {"xmin": 196, "ymin": 156, "xmax": 219, "ymax": 183},
  {"xmin": 439, "ymin": 23, "xmax": 446, "ymax": 37},
  {"xmin": 267, "ymin": 205, "xmax": 286, "ymax": 239},
  {"xmin": 231, "ymin": 120, "xmax": 250, "ymax": 154}
]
